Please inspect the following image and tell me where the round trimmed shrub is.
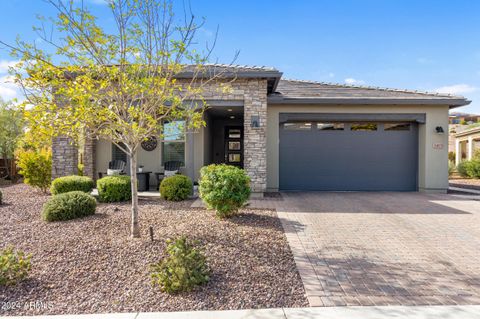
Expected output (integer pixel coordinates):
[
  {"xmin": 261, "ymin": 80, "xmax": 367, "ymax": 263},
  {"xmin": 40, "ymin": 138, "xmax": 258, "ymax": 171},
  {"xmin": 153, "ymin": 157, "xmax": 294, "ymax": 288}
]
[
  {"xmin": 50, "ymin": 175, "xmax": 94, "ymax": 195},
  {"xmin": 199, "ymin": 164, "xmax": 251, "ymax": 218},
  {"xmin": 160, "ymin": 175, "xmax": 192, "ymax": 201},
  {"xmin": 42, "ymin": 191, "xmax": 96, "ymax": 222},
  {"xmin": 97, "ymin": 175, "xmax": 131, "ymax": 202}
]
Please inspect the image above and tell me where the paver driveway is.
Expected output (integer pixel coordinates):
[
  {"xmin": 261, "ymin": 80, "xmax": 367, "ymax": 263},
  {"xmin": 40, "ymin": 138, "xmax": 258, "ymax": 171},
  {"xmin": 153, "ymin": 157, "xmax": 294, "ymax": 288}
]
[{"xmin": 275, "ymin": 192, "xmax": 480, "ymax": 307}]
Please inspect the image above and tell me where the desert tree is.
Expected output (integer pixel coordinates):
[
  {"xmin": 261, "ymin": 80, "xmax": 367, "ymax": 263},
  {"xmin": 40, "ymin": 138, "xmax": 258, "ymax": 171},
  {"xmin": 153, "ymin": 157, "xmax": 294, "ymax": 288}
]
[
  {"xmin": 1, "ymin": 0, "xmax": 232, "ymax": 238},
  {"xmin": 0, "ymin": 98, "xmax": 24, "ymax": 179}
]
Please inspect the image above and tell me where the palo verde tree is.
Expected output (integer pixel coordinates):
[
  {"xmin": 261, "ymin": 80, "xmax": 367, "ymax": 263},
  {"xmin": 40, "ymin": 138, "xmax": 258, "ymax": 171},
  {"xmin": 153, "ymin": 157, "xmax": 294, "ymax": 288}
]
[{"xmin": 2, "ymin": 0, "xmax": 230, "ymax": 238}]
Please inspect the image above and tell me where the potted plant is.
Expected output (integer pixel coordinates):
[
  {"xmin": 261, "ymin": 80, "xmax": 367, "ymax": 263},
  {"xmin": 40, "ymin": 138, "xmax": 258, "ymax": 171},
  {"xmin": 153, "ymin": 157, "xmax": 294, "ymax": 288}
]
[{"xmin": 138, "ymin": 165, "xmax": 144, "ymax": 173}]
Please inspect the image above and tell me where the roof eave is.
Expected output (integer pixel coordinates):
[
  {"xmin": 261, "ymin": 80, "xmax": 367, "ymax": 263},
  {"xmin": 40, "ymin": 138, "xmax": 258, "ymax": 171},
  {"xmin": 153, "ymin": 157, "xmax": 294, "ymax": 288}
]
[{"xmin": 267, "ymin": 96, "xmax": 471, "ymax": 108}]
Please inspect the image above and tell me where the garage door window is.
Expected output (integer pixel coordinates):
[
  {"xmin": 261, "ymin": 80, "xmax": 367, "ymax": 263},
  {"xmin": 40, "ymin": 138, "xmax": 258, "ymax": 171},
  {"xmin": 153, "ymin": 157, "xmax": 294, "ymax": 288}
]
[
  {"xmin": 317, "ymin": 123, "xmax": 344, "ymax": 130},
  {"xmin": 351, "ymin": 123, "xmax": 377, "ymax": 131},
  {"xmin": 384, "ymin": 123, "xmax": 410, "ymax": 131},
  {"xmin": 283, "ymin": 122, "xmax": 312, "ymax": 131}
]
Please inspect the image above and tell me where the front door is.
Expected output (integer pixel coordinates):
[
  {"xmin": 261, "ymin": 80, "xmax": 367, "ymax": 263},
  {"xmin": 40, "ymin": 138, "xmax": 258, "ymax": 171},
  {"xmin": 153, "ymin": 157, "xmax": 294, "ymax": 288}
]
[{"xmin": 224, "ymin": 126, "xmax": 243, "ymax": 168}]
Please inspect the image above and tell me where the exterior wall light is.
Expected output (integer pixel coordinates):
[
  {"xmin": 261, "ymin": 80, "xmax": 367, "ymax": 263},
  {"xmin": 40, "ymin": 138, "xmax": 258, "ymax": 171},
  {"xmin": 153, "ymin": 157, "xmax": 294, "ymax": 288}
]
[
  {"xmin": 251, "ymin": 115, "xmax": 260, "ymax": 128},
  {"xmin": 435, "ymin": 126, "xmax": 444, "ymax": 134}
]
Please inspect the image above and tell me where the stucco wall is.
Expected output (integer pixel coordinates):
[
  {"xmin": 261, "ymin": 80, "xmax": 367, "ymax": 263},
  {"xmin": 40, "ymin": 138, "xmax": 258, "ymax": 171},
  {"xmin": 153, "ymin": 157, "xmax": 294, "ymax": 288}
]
[{"xmin": 266, "ymin": 104, "xmax": 450, "ymax": 193}]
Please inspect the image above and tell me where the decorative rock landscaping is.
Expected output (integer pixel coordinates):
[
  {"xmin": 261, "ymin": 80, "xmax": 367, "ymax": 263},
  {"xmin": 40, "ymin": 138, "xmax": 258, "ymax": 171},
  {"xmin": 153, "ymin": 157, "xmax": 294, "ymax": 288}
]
[{"xmin": 0, "ymin": 183, "xmax": 307, "ymax": 316}]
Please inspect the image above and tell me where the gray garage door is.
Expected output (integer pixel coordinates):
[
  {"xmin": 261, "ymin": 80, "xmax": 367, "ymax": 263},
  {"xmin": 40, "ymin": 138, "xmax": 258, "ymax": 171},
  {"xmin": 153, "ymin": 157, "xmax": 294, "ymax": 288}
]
[{"xmin": 279, "ymin": 121, "xmax": 418, "ymax": 191}]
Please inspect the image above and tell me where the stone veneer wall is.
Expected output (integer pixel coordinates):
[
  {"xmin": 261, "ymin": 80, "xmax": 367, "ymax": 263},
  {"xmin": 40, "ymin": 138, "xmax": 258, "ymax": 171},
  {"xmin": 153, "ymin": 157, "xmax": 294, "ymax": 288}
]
[
  {"xmin": 193, "ymin": 79, "xmax": 268, "ymax": 192},
  {"xmin": 83, "ymin": 137, "xmax": 96, "ymax": 180},
  {"xmin": 52, "ymin": 136, "xmax": 78, "ymax": 179}
]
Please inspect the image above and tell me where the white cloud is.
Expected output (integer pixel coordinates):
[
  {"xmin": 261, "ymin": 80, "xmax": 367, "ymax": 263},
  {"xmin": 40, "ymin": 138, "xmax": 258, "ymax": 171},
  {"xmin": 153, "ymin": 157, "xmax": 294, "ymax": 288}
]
[
  {"xmin": 0, "ymin": 60, "xmax": 19, "ymax": 74},
  {"xmin": 344, "ymin": 78, "xmax": 365, "ymax": 85},
  {"xmin": 434, "ymin": 84, "xmax": 477, "ymax": 95},
  {"xmin": 0, "ymin": 75, "xmax": 22, "ymax": 101}
]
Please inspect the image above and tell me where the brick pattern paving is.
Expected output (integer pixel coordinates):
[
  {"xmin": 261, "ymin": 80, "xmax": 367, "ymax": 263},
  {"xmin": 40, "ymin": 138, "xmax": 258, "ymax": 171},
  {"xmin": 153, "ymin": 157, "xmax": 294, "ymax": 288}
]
[{"xmin": 275, "ymin": 192, "xmax": 480, "ymax": 307}]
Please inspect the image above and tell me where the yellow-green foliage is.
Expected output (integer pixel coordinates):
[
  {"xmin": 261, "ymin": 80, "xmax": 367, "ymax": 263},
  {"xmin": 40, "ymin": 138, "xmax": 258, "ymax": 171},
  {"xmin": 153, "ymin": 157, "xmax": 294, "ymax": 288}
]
[
  {"xmin": 160, "ymin": 175, "xmax": 192, "ymax": 201},
  {"xmin": 0, "ymin": 246, "xmax": 31, "ymax": 286},
  {"xmin": 151, "ymin": 236, "xmax": 209, "ymax": 294},
  {"xmin": 16, "ymin": 148, "xmax": 52, "ymax": 192}
]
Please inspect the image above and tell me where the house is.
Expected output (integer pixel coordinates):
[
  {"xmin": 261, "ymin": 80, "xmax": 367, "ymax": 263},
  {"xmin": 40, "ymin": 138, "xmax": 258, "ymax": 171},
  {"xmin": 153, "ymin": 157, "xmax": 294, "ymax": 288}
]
[
  {"xmin": 454, "ymin": 126, "xmax": 480, "ymax": 165},
  {"xmin": 51, "ymin": 65, "xmax": 470, "ymax": 194},
  {"xmin": 449, "ymin": 112, "xmax": 480, "ymax": 124}
]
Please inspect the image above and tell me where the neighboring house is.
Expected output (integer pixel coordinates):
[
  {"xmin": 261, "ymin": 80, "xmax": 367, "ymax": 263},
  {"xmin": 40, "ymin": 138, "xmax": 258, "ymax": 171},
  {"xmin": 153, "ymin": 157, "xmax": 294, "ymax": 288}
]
[
  {"xmin": 449, "ymin": 112, "xmax": 480, "ymax": 124},
  {"xmin": 51, "ymin": 65, "xmax": 470, "ymax": 194},
  {"xmin": 454, "ymin": 126, "xmax": 480, "ymax": 165}
]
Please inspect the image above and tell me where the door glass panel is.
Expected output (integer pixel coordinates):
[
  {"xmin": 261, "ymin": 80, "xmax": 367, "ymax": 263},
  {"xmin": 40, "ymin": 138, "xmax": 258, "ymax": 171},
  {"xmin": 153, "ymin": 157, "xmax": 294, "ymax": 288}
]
[
  {"xmin": 283, "ymin": 122, "xmax": 312, "ymax": 131},
  {"xmin": 229, "ymin": 154, "xmax": 241, "ymax": 162},
  {"xmin": 317, "ymin": 123, "xmax": 344, "ymax": 130},
  {"xmin": 351, "ymin": 123, "xmax": 377, "ymax": 131},
  {"xmin": 384, "ymin": 123, "xmax": 410, "ymax": 131},
  {"xmin": 228, "ymin": 129, "xmax": 241, "ymax": 138},
  {"xmin": 228, "ymin": 141, "xmax": 241, "ymax": 150}
]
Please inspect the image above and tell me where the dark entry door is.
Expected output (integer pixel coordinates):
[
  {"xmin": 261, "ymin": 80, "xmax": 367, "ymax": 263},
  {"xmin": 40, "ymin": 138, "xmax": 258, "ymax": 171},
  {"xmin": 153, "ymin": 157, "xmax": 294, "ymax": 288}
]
[
  {"xmin": 279, "ymin": 121, "xmax": 418, "ymax": 191},
  {"xmin": 225, "ymin": 126, "xmax": 243, "ymax": 168}
]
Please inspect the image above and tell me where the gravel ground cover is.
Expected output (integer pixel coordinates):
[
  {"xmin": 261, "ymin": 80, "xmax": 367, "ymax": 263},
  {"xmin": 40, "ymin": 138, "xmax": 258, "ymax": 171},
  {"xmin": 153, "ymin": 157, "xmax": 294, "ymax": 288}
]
[
  {"xmin": 0, "ymin": 183, "xmax": 307, "ymax": 316},
  {"xmin": 450, "ymin": 178, "xmax": 480, "ymax": 191}
]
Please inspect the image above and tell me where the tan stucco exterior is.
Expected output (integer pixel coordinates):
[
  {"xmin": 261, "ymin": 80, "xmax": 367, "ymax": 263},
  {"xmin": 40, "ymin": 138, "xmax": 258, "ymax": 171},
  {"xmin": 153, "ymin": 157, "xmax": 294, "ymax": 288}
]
[{"xmin": 266, "ymin": 104, "xmax": 450, "ymax": 193}]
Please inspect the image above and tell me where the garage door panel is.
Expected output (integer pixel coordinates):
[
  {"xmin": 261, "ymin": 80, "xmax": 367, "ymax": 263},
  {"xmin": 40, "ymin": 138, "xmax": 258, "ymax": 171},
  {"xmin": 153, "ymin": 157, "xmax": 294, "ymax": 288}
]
[{"xmin": 279, "ymin": 120, "xmax": 418, "ymax": 191}]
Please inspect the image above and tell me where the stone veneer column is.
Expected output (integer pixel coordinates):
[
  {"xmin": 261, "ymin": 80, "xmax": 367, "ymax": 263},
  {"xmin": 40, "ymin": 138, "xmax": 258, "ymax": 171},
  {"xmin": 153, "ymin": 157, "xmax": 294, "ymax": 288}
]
[
  {"xmin": 52, "ymin": 136, "xmax": 78, "ymax": 179},
  {"xmin": 243, "ymin": 79, "xmax": 268, "ymax": 193},
  {"xmin": 83, "ymin": 137, "xmax": 96, "ymax": 180}
]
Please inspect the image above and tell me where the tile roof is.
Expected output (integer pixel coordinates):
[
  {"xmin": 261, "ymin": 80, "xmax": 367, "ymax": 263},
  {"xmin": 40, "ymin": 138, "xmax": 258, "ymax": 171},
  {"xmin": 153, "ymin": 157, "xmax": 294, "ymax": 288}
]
[{"xmin": 274, "ymin": 79, "xmax": 465, "ymax": 100}]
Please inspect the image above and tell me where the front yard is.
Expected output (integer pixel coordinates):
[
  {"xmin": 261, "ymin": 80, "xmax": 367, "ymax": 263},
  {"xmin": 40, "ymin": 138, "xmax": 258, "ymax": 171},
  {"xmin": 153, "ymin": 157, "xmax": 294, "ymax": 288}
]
[{"xmin": 0, "ymin": 184, "xmax": 307, "ymax": 316}]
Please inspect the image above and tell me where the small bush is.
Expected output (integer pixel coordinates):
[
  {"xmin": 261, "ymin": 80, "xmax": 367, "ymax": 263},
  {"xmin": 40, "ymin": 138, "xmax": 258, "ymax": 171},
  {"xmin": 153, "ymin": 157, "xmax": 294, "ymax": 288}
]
[
  {"xmin": 160, "ymin": 175, "xmax": 192, "ymax": 201},
  {"xmin": 42, "ymin": 191, "xmax": 96, "ymax": 222},
  {"xmin": 199, "ymin": 164, "xmax": 250, "ymax": 218},
  {"xmin": 97, "ymin": 175, "xmax": 131, "ymax": 202},
  {"xmin": 457, "ymin": 161, "xmax": 469, "ymax": 177},
  {"xmin": 448, "ymin": 161, "xmax": 455, "ymax": 176},
  {"xmin": 448, "ymin": 151, "xmax": 456, "ymax": 163},
  {"xmin": 150, "ymin": 236, "xmax": 209, "ymax": 294},
  {"xmin": 0, "ymin": 246, "xmax": 31, "ymax": 286},
  {"xmin": 465, "ymin": 160, "xmax": 480, "ymax": 178},
  {"xmin": 51, "ymin": 175, "xmax": 94, "ymax": 195},
  {"xmin": 16, "ymin": 148, "xmax": 52, "ymax": 192}
]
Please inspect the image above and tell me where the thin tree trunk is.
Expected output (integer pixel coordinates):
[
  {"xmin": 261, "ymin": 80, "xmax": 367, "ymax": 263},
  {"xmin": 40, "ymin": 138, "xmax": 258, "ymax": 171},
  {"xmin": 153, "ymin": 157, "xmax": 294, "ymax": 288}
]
[{"xmin": 129, "ymin": 151, "xmax": 140, "ymax": 238}]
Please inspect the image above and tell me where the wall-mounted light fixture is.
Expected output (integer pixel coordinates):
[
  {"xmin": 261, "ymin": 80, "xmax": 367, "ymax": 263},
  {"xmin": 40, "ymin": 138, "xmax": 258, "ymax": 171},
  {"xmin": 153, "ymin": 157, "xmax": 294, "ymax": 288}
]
[
  {"xmin": 435, "ymin": 126, "xmax": 445, "ymax": 134},
  {"xmin": 251, "ymin": 115, "xmax": 260, "ymax": 128}
]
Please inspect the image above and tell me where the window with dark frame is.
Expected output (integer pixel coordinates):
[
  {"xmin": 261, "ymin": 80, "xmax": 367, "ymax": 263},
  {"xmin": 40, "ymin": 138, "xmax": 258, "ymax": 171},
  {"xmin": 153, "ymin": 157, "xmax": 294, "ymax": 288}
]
[
  {"xmin": 384, "ymin": 123, "xmax": 411, "ymax": 131},
  {"xmin": 283, "ymin": 122, "xmax": 312, "ymax": 131},
  {"xmin": 350, "ymin": 123, "xmax": 378, "ymax": 131},
  {"xmin": 317, "ymin": 123, "xmax": 344, "ymax": 130},
  {"xmin": 162, "ymin": 120, "xmax": 185, "ymax": 165}
]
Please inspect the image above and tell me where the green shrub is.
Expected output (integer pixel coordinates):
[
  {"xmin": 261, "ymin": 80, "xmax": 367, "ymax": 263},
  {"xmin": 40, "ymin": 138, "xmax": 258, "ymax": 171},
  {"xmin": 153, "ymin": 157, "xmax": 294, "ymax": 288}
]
[
  {"xmin": 0, "ymin": 246, "xmax": 31, "ymax": 286},
  {"xmin": 448, "ymin": 151, "xmax": 456, "ymax": 163},
  {"xmin": 465, "ymin": 160, "xmax": 480, "ymax": 178},
  {"xmin": 51, "ymin": 175, "xmax": 94, "ymax": 195},
  {"xmin": 160, "ymin": 175, "xmax": 192, "ymax": 201},
  {"xmin": 150, "ymin": 236, "xmax": 209, "ymax": 294},
  {"xmin": 42, "ymin": 191, "xmax": 96, "ymax": 222},
  {"xmin": 97, "ymin": 175, "xmax": 131, "ymax": 202},
  {"xmin": 448, "ymin": 161, "xmax": 455, "ymax": 176},
  {"xmin": 457, "ymin": 161, "xmax": 469, "ymax": 177},
  {"xmin": 199, "ymin": 164, "xmax": 251, "ymax": 218},
  {"xmin": 16, "ymin": 148, "xmax": 52, "ymax": 192}
]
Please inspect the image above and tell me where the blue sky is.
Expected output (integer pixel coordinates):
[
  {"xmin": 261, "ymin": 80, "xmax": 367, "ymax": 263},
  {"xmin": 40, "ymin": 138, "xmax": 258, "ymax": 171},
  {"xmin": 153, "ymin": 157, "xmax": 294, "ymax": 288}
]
[{"xmin": 1, "ymin": 0, "xmax": 479, "ymax": 113}]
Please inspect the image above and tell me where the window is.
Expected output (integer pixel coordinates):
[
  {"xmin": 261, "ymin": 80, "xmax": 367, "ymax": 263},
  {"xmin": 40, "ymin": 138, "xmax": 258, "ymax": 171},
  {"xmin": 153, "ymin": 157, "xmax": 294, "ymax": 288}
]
[
  {"xmin": 228, "ymin": 154, "xmax": 241, "ymax": 162},
  {"xmin": 228, "ymin": 141, "xmax": 241, "ymax": 150},
  {"xmin": 384, "ymin": 123, "xmax": 410, "ymax": 131},
  {"xmin": 283, "ymin": 122, "xmax": 312, "ymax": 131},
  {"xmin": 228, "ymin": 129, "xmax": 241, "ymax": 138},
  {"xmin": 350, "ymin": 123, "xmax": 377, "ymax": 131},
  {"xmin": 317, "ymin": 123, "xmax": 344, "ymax": 130},
  {"xmin": 162, "ymin": 120, "xmax": 185, "ymax": 165},
  {"xmin": 112, "ymin": 143, "xmax": 127, "ymax": 163}
]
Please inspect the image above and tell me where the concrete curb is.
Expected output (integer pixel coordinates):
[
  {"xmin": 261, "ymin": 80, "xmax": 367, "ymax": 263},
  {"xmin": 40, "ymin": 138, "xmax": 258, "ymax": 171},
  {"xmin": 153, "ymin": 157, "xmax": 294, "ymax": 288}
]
[{"xmin": 3, "ymin": 305, "xmax": 480, "ymax": 319}]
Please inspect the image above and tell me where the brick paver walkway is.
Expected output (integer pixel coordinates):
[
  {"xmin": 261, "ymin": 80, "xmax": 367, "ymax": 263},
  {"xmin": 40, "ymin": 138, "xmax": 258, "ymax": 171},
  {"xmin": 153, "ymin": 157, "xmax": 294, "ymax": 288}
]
[{"xmin": 275, "ymin": 192, "xmax": 480, "ymax": 307}]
